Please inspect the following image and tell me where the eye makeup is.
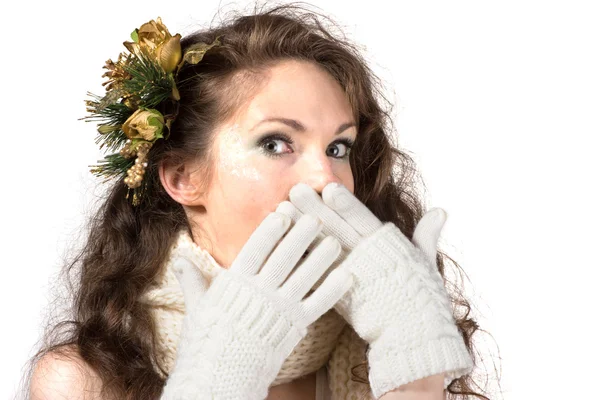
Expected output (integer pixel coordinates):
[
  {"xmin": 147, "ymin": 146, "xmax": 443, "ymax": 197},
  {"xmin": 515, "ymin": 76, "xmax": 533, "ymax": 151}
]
[{"xmin": 256, "ymin": 132, "xmax": 355, "ymax": 160}]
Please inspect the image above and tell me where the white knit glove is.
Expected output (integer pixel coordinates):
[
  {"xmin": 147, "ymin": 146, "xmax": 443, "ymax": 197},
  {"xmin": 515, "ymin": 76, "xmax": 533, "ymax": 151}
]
[
  {"xmin": 277, "ymin": 183, "xmax": 473, "ymax": 398},
  {"xmin": 160, "ymin": 211, "xmax": 353, "ymax": 400}
]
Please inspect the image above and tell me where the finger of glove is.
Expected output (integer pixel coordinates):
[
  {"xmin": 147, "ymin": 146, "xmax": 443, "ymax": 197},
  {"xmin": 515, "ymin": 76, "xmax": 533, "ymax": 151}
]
[
  {"xmin": 321, "ymin": 182, "xmax": 383, "ymax": 238},
  {"xmin": 230, "ymin": 212, "xmax": 291, "ymax": 277},
  {"xmin": 172, "ymin": 255, "xmax": 208, "ymax": 307},
  {"xmin": 259, "ymin": 214, "xmax": 323, "ymax": 290},
  {"xmin": 297, "ymin": 266, "xmax": 353, "ymax": 326},
  {"xmin": 412, "ymin": 208, "xmax": 447, "ymax": 266},
  {"xmin": 289, "ymin": 183, "xmax": 362, "ymax": 249},
  {"xmin": 276, "ymin": 200, "xmax": 327, "ymax": 261},
  {"xmin": 279, "ymin": 235, "xmax": 342, "ymax": 302},
  {"xmin": 309, "ymin": 246, "xmax": 348, "ymax": 291},
  {"xmin": 275, "ymin": 201, "xmax": 302, "ymax": 223}
]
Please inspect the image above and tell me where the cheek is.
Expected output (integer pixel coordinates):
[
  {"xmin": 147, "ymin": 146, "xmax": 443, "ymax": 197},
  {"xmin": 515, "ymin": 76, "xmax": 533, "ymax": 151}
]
[
  {"xmin": 214, "ymin": 160, "xmax": 292, "ymax": 266},
  {"xmin": 335, "ymin": 164, "xmax": 355, "ymax": 194},
  {"xmin": 214, "ymin": 153, "xmax": 290, "ymax": 243},
  {"xmin": 345, "ymin": 170, "xmax": 355, "ymax": 194},
  {"xmin": 217, "ymin": 154, "xmax": 284, "ymax": 209}
]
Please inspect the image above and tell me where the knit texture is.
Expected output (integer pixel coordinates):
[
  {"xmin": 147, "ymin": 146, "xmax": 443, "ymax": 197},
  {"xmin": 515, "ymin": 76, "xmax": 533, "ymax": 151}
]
[
  {"xmin": 334, "ymin": 222, "xmax": 474, "ymax": 397},
  {"xmin": 139, "ymin": 228, "xmax": 469, "ymax": 399},
  {"xmin": 160, "ymin": 255, "xmax": 318, "ymax": 399}
]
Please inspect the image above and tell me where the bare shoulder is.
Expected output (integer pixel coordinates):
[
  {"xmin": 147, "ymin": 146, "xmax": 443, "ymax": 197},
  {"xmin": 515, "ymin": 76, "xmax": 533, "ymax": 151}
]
[{"xmin": 30, "ymin": 344, "xmax": 109, "ymax": 400}]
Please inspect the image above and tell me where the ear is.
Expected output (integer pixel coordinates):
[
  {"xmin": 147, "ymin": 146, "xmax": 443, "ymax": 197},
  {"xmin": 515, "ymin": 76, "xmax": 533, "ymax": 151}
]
[{"xmin": 159, "ymin": 159, "xmax": 208, "ymax": 206}]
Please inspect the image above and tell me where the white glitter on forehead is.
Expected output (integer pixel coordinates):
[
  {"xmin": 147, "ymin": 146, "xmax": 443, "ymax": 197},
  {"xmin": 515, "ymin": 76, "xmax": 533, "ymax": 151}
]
[{"xmin": 218, "ymin": 123, "xmax": 262, "ymax": 181}]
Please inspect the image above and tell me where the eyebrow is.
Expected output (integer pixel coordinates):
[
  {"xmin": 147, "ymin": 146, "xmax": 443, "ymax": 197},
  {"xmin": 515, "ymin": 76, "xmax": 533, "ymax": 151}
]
[{"xmin": 251, "ymin": 117, "xmax": 356, "ymax": 135}]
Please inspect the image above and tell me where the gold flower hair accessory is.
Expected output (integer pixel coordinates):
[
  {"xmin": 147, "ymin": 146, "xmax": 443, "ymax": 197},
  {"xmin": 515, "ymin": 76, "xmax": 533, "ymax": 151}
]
[{"xmin": 83, "ymin": 17, "xmax": 221, "ymax": 206}]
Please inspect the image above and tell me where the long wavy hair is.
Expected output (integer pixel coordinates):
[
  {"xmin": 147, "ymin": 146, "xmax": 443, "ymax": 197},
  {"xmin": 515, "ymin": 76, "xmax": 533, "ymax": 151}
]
[{"xmin": 18, "ymin": 3, "xmax": 499, "ymax": 399}]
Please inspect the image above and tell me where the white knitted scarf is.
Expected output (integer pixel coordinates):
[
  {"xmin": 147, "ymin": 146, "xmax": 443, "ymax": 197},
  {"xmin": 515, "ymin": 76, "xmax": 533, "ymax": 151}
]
[{"xmin": 138, "ymin": 229, "xmax": 376, "ymax": 399}]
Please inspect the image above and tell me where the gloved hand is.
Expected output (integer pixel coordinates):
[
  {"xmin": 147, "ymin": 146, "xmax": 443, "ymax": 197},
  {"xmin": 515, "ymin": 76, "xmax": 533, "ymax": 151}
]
[
  {"xmin": 160, "ymin": 211, "xmax": 353, "ymax": 400},
  {"xmin": 277, "ymin": 183, "xmax": 473, "ymax": 398}
]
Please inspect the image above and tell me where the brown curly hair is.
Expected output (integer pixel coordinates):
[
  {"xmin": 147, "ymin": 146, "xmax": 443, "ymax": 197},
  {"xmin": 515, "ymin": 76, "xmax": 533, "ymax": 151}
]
[{"xmin": 17, "ymin": 2, "xmax": 500, "ymax": 399}]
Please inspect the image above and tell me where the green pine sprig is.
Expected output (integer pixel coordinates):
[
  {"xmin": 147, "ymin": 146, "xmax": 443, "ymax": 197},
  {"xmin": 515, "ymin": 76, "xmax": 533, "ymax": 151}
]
[
  {"xmin": 123, "ymin": 53, "xmax": 175, "ymax": 108},
  {"xmin": 88, "ymin": 153, "xmax": 135, "ymax": 182},
  {"xmin": 84, "ymin": 94, "xmax": 133, "ymax": 153}
]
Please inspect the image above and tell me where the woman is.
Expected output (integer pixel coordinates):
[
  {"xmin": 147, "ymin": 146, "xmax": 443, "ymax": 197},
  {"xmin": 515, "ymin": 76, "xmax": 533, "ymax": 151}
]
[{"xmin": 21, "ymin": 4, "xmax": 492, "ymax": 399}]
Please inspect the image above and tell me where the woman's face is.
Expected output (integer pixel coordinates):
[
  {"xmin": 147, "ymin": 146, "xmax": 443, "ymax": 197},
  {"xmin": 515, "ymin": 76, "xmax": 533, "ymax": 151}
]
[{"xmin": 189, "ymin": 59, "xmax": 356, "ymax": 268}]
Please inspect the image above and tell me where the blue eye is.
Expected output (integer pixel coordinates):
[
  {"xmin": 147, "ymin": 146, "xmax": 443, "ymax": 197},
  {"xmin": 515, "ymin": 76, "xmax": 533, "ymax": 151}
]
[{"xmin": 257, "ymin": 133, "xmax": 354, "ymax": 160}]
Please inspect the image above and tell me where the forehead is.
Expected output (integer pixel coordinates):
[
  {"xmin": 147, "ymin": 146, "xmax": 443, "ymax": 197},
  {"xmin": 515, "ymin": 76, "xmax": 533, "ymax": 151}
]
[{"xmin": 235, "ymin": 60, "xmax": 354, "ymax": 128}]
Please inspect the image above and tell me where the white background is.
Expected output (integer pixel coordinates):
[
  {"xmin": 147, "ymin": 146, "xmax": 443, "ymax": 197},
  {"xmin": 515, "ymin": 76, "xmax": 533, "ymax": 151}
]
[{"xmin": 2, "ymin": 0, "xmax": 599, "ymax": 399}]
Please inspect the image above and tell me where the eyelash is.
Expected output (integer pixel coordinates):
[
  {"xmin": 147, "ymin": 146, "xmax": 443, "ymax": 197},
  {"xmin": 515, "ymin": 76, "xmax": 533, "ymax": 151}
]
[{"xmin": 257, "ymin": 132, "xmax": 355, "ymax": 160}]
